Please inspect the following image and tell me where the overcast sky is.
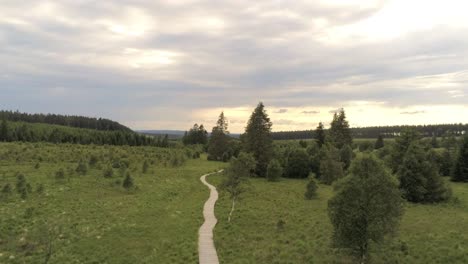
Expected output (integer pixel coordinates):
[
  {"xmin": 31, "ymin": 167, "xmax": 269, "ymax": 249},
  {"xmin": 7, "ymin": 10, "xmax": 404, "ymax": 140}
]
[{"xmin": 1, "ymin": 0, "xmax": 468, "ymax": 132}]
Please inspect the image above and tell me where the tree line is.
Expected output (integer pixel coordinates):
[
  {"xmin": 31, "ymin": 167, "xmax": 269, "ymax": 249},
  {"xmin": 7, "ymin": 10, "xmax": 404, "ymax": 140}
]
[
  {"xmin": 206, "ymin": 103, "xmax": 468, "ymax": 261},
  {"xmin": 272, "ymin": 123, "xmax": 468, "ymax": 140},
  {"xmin": 0, "ymin": 120, "xmax": 170, "ymax": 147},
  {"xmin": 0, "ymin": 110, "xmax": 131, "ymax": 132}
]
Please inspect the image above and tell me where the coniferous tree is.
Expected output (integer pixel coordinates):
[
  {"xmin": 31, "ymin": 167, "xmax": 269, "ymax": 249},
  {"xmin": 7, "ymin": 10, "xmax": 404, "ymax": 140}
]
[
  {"xmin": 123, "ymin": 172, "xmax": 134, "ymax": 190},
  {"xmin": 452, "ymin": 135, "xmax": 468, "ymax": 182},
  {"xmin": 244, "ymin": 102, "xmax": 273, "ymax": 177},
  {"xmin": 329, "ymin": 109, "xmax": 352, "ymax": 149},
  {"xmin": 315, "ymin": 122, "xmax": 326, "ymax": 148},
  {"xmin": 340, "ymin": 144, "xmax": 354, "ymax": 170},
  {"xmin": 328, "ymin": 155, "xmax": 403, "ymax": 261},
  {"xmin": 208, "ymin": 112, "xmax": 230, "ymax": 161},
  {"xmin": 374, "ymin": 135, "xmax": 384, "ymax": 149},
  {"xmin": 0, "ymin": 119, "xmax": 8, "ymax": 141},
  {"xmin": 391, "ymin": 128, "xmax": 421, "ymax": 172},
  {"xmin": 304, "ymin": 178, "xmax": 318, "ymax": 200},
  {"xmin": 398, "ymin": 142, "xmax": 451, "ymax": 203},
  {"xmin": 161, "ymin": 134, "xmax": 169, "ymax": 148}
]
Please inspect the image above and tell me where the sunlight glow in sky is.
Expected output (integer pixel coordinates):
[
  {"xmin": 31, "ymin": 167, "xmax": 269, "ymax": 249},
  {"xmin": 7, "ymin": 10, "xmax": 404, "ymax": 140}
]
[{"xmin": 1, "ymin": 0, "xmax": 467, "ymax": 132}]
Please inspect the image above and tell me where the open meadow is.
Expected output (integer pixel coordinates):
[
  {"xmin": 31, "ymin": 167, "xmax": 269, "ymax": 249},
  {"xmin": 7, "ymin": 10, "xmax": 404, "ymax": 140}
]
[
  {"xmin": 0, "ymin": 142, "xmax": 226, "ymax": 263},
  {"xmin": 212, "ymin": 175, "xmax": 468, "ymax": 263}
]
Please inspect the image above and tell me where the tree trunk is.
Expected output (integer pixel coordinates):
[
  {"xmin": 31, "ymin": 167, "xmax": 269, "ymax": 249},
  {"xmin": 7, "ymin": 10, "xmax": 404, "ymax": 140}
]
[{"xmin": 228, "ymin": 196, "xmax": 236, "ymax": 223}]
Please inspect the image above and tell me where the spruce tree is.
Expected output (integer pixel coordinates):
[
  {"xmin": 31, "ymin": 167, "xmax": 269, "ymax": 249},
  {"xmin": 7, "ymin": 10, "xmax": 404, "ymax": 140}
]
[
  {"xmin": 315, "ymin": 122, "xmax": 326, "ymax": 148},
  {"xmin": 123, "ymin": 172, "xmax": 134, "ymax": 190},
  {"xmin": 340, "ymin": 144, "xmax": 353, "ymax": 170},
  {"xmin": 244, "ymin": 102, "xmax": 273, "ymax": 177},
  {"xmin": 304, "ymin": 178, "xmax": 318, "ymax": 200},
  {"xmin": 398, "ymin": 142, "xmax": 451, "ymax": 203},
  {"xmin": 0, "ymin": 119, "xmax": 8, "ymax": 141},
  {"xmin": 328, "ymin": 109, "xmax": 352, "ymax": 149},
  {"xmin": 374, "ymin": 135, "xmax": 384, "ymax": 150},
  {"xmin": 391, "ymin": 128, "xmax": 421, "ymax": 172},
  {"xmin": 452, "ymin": 135, "xmax": 468, "ymax": 182},
  {"xmin": 208, "ymin": 112, "xmax": 230, "ymax": 161},
  {"xmin": 266, "ymin": 159, "xmax": 283, "ymax": 181},
  {"xmin": 328, "ymin": 155, "xmax": 403, "ymax": 261}
]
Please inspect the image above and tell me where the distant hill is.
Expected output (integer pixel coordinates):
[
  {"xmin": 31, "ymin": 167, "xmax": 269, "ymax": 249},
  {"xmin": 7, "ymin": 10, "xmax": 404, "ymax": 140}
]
[{"xmin": 0, "ymin": 110, "xmax": 131, "ymax": 132}]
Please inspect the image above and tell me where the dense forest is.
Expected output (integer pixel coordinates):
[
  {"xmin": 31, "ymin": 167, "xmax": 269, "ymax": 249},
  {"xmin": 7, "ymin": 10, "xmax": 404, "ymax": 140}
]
[
  {"xmin": 0, "ymin": 110, "xmax": 131, "ymax": 132},
  {"xmin": 0, "ymin": 120, "xmax": 170, "ymax": 147},
  {"xmin": 272, "ymin": 123, "xmax": 468, "ymax": 140}
]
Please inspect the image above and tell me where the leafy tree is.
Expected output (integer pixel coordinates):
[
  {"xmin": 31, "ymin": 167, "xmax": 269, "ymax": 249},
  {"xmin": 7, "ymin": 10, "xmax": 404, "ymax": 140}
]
[
  {"xmin": 315, "ymin": 122, "xmax": 326, "ymax": 148},
  {"xmin": 306, "ymin": 142, "xmax": 321, "ymax": 176},
  {"xmin": 340, "ymin": 144, "xmax": 354, "ymax": 170},
  {"xmin": 208, "ymin": 112, "xmax": 230, "ymax": 161},
  {"xmin": 398, "ymin": 142, "xmax": 451, "ymax": 203},
  {"xmin": 122, "ymin": 172, "xmax": 134, "ymax": 190},
  {"xmin": 244, "ymin": 102, "xmax": 273, "ymax": 177},
  {"xmin": 284, "ymin": 149, "xmax": 310, "ymax": 178},
  {"xmin": 328, "ymin": 155, "xmax": 403, "ymax": 261},
  {"xmin": 374, "ymin": 135, "xmax": 384, "ymax": 150},
  {"xmin": 267, "ymin": 159, "xmax": 283, "ymax": 181},
  {"xmin": 452, "ymin": 135, "xmax": 468, "ymax": 182},
  {"xmin": 304, "ymin": 177, "xmax": 318, "ymax": 200},
  {"xmin": 329, "ymin": 109, "xmax": 352, "ymax": 149},
  {"xmin": 299, "ymin": 140, "xmax": 307, "ymax": 148},
  {"xmin": 222, "ymin": 152, "xmax": 256, "ymax": 222},
  {"xmin": 319, "ymin": 145, "xmax": 344, "ymax": 185}
]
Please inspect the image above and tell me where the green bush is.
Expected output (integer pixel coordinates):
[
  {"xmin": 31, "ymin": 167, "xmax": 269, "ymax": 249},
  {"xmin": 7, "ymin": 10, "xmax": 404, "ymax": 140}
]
[{"xmin": 267, "ymin": 159, "xmax": 283, "ymax": 181}]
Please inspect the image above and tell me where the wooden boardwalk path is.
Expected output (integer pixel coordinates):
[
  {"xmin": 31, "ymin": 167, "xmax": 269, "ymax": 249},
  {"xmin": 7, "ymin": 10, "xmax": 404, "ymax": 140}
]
[{"xmin": 198, "ymin": 170, "xmax": 222, "ymax": 264}]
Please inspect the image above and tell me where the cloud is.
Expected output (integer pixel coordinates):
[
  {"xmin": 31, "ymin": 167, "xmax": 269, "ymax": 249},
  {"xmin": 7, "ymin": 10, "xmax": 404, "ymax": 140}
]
[
  {"xmin": 1, "ymin": 0, "xmax": 468, "ymax": 132},
  {"xmin": 400, "ymin": 111, "xmax": 426, "ymax": 115},
  {"xmin": 274, "ymin": 109, "xmax": 288, "ymax": 114},
  {"xmin": 301, "ymin": 110, "xmax": 320, "ymax": 114}
]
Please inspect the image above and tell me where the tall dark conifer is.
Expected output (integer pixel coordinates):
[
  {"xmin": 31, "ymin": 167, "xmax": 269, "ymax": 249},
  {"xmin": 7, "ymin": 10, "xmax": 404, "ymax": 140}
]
[
  {"xmin": 244, "ymin": 102, "xmax": 273, "ymax": 177},
  {"xmin": 315, "ymin": 122, "xmax": 326, "ymax": 148},
  {"xmin": 329, "ymin": 109, "xmax": 352, "ymax": 149},
  {"xmin": 452, "ymin": 135, "xmax": 468, "ymax": 182},
  {"xmin": 208, "ymin": 112, "xmax": 230, "ymax": 161}
]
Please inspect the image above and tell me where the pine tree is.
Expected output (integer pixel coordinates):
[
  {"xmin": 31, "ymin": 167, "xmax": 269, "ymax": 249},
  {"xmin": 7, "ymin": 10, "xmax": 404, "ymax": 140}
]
[
  {"xmin": 304, "ymin": 178, "xmax": 318, "ymax": 200},
  {"xmin": 374, "ymin": 135, "xmax": 384, "ymax": 149},
  {"xmin": 0, "ymin": 119, "xmax": 8, "ymax": 141},
  {"xmin": 452, "ymin": 135, "xmax": 468, "ymax": 182},
  {"xmin": 398, "ymin": 142, "xmax": 451, "ymax": 203},
  {"xmin": 328, "ymin": 109, "xmax": 352, "ymax": 149},
  {"xmin": 208, "ymin": 112, "xmax": 230, "ymax": 161},
  {"xmin": 244, "ymin": 102, "xmax": 273, "ymax": 177},
  {"xmin": 315, "ymin": 122, "xmax": 326, "ymax": 148},
  {"xmin": 123, "ymin": 172, "xmax": 134, "ymax": 190},
  {"xmin": 340, "ymin": 144, "xmax": 353, "ymax": 170},
  {"xmin": 328, "ymin": 155, "xmax": 403, "ymax": 261},
  {"xmin": 161, "ymin": 134, "xmax": 169, "ymax": 148}
]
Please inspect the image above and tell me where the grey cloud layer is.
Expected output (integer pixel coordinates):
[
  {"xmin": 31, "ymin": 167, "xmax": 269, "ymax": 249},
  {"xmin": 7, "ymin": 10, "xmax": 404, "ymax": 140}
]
[{"xmin": 1, "ymin": 1, "xmax": 467, "ymax": 128}]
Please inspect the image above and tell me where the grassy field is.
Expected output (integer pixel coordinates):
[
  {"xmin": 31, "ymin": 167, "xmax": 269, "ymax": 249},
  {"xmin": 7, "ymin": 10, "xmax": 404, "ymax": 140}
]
[
  {"xmin": 212, "ymin": 175, "xmax": 468, "ymax": 263},
  {"xmin": 0, "ymin": 142, "xmax": 227, "ymax": 263}
]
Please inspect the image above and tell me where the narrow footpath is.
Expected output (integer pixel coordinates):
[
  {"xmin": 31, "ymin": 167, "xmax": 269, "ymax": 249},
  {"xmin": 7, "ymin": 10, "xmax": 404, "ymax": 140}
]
[{"xmin": 198, "ymin": 170, "xmax": 223, "ymax": 264}]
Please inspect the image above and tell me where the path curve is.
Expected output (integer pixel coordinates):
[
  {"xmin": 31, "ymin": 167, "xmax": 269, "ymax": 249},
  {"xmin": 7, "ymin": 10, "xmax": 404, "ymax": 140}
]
[{"xmin": 199, "ymin": 170, "xmax": 223, "ymax": 264}]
